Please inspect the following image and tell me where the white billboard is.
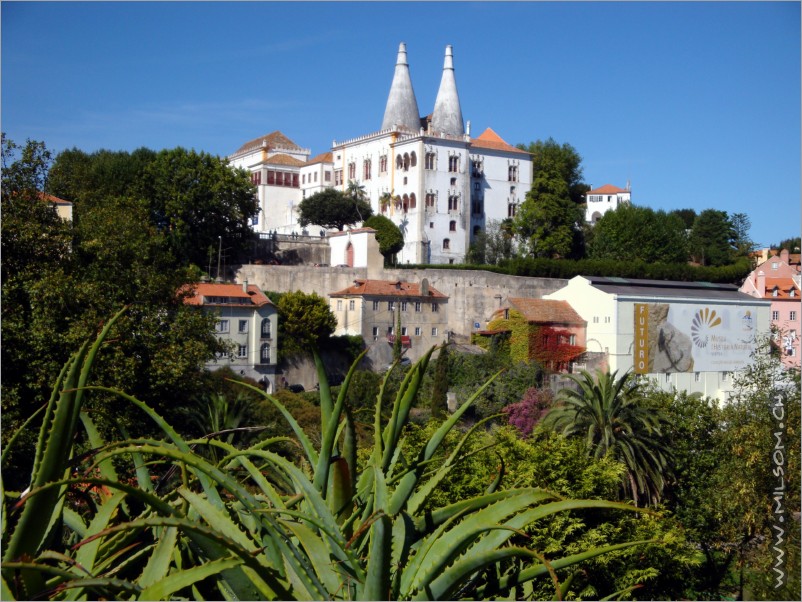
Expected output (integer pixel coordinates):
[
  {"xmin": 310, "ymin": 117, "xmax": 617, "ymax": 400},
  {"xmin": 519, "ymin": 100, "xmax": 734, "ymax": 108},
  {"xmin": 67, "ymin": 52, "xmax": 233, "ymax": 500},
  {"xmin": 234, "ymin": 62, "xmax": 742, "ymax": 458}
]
[{"xmin": 634, "ymin": 303, "xmax": 756, "ymax": 374}]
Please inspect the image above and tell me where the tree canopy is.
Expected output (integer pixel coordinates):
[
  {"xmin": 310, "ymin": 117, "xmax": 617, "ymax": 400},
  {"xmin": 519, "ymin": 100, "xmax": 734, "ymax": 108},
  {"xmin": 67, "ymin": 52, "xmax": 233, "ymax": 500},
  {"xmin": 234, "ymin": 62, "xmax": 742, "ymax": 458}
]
[
  {"xmin": 270, "ymin": 290, "xmax": 338, "ymax": 357},
  {"xmin": 298, "ymin": 188, "xmax": 373, "ymax": 231},
  {"xmin": 363, "ymin": 214, "xmax": 403, "ymax": 265},
  {"xmin": 588, "ymin": 203, "xmax": 689, "ymax": 264},
  {"xmin": 518, "ymin": 138, "xmax": 589, "ymax": 205},
  {"xmin": 688, "ymin": 209, "xmax": 736, "ymax": 266}
]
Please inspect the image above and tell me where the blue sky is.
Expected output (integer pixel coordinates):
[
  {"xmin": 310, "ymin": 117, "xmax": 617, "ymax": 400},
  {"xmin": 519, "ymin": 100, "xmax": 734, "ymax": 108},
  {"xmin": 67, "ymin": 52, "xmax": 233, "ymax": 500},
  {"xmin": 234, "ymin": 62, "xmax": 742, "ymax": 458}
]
[{"xmin": 2, "ymin": 1, "xmax": 799, "ymax": 248}]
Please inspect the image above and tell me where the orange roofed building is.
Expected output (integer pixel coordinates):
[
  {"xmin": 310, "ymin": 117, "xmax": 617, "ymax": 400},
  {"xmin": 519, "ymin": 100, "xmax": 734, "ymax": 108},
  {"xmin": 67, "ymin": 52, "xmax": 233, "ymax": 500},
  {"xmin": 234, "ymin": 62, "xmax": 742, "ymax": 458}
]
[
  {"xmin": 584, "ymin": 183, "xmax": 631, "ymax": 224},
  {"xmin": 329, "ymin": 278, "xmax": 449, "ymax": 365},
  {"xmin": 183, "ymin": 281, "xmax": 279, "ymax": 390}
]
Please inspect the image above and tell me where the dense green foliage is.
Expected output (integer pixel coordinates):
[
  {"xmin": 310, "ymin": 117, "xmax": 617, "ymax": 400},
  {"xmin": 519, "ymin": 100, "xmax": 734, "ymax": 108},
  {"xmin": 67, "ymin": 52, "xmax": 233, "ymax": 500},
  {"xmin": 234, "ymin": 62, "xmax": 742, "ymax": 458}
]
[
  {"xmin": 1, "ymin": 137, "xmax": 225, "ymax": 489},
  {"xmin": 588, "ymin": 204, "xmax": 689, "ymax": 264},
  {"xmin": 266, "ymin": 290, "xmax": 338, "ymax": 358},
  {"xmin": 1, "ymin": 325, "xmax": 652, "ymax": 601},
  {"xmin": 466, "ymin": 218, "xmax": 517, "ymax": 265},
  {"xmin": 363, "ymin": 214, "xmax": 404, "ymax": 265},
  {"xmin": 298, "ymin": 188, "xmax": 373, "ymax": 231}
]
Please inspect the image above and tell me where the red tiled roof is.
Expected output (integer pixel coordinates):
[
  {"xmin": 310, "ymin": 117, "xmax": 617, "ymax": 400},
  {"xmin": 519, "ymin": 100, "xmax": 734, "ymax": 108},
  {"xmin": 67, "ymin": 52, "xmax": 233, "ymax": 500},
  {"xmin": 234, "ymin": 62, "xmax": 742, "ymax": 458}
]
[
  {"xmin": 586, "ymin": 184, "xmax": 627, "ymax": 195},
  {"xmin": 305, "ymin": 152, "xmax": 333, "ymax": 166},
  {"xmin": 181, "ymin": 283, "xmax": 273, "ymax": 307},
  {"xmin": 763, "ymin": 277, "xmax": 800, "ymax": 299},
  {"xmin": 39, "ymin": 192, "xmax": 72, "ymax": 205},
  {"xmin": 235, "ymin": 131, "xmax": 302, "ymax": 155},
  {"xmin": 330, "ymin": 279, "xmax": 447, "ymax": 299},
  {"xmin": 507, "ymin": 298, "xmax": 585, "ymax": 325},
  {"xmin": 266, "ymin": 153, "xmax": 305, "ymax": 167},
  {"xmin": 470, "ymin": 128, "xmax": 530, "ymax": 155}
]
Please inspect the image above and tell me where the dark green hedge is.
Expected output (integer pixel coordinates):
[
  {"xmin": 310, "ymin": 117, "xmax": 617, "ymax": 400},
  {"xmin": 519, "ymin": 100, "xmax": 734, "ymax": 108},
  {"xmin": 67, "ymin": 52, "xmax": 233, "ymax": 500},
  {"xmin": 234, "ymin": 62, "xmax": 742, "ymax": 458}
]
[{"xmin": 398, "ymin": 257, "xmax": 751, "ymax": 285}]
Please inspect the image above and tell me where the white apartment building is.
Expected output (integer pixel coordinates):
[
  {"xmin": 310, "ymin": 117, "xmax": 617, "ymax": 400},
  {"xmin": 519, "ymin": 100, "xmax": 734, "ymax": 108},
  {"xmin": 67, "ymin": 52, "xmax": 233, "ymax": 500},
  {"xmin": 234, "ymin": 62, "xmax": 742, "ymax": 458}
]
[
  {"xmin": 545, "ymin": 276, "xmax": 771, "ymax": 402},
  {"xmin": 228, "ymin": 43, "xmax": 532, "ymax": 264},
  {"xmin": 183, "ymin": 282, "xmax": 279, "ymax": 391}
]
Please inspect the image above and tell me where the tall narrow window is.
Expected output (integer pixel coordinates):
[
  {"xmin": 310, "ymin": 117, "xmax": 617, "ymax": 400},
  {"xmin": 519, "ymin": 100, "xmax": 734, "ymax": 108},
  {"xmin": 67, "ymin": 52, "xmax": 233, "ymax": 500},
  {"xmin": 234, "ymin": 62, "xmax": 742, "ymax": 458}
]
[
  {"xmin": 363, "ymin": 159, "xmax": 372, "ymax": 180},
  {"xmin": 508, "ymin": 203, "xmax": 517, "ymax": 217},
  {"xmin": 443, "ymin": 239, "xmax": 450, "ymax": 250},
  {"xmin": 448, "ymin": 196, "xmax": 459, "ymax": 211},
  {"xmin": 448, "ymin": 156, "xmax": 459, "ymax": 172},
  {"xmin": 449, "ymin": 220, "xmax": 456, "ymax": 232},
  {"xmin": 425, "ymin": 152, "xmax": 435, "ymax": 170},
  {"xmin": 508, "ymin": 165, "xmax": 518, "ymax": 182},
  {"xmin": 260, "ymin": 344, "xmax": 271, "ymax": 364},
  {"xmin": 261, "ymin": 318, "xmax": 272, "ymax": 338},
  {"xmin": 348, "ymin": 162, "xmax": 356, "ymax": 180}
]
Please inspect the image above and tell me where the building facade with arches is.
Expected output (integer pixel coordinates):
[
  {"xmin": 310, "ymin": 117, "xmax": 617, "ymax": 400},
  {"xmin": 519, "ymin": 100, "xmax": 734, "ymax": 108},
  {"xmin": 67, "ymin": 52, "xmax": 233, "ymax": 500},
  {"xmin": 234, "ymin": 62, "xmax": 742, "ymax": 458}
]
[{"xmin": 229, "ymin": 43, "xmax": 531, "ymax": 264}]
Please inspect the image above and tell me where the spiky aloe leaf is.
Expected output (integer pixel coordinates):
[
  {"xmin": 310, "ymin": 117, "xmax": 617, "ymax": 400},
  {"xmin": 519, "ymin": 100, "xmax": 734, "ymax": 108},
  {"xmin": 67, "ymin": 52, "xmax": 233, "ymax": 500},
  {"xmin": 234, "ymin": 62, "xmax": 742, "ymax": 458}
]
[
  {"xmin": 74, "ymin": 490, "xmax": 127, "ymax": 576},
  {"xmin": 280, "ymin": 519, "xmax": 342, "ymax": 595},
  {"xmin": 359, "ymin": 467, "xmax": 391, "ymax": 601},
  {"xmin": 2, "ymin": 309, "xmax": 125, "ymax": 596},
  {"xmin": 137, "ymin": 526, "xmax": 178, "ymax": 589},
  {"xmin": 139, "ymin": 556, "xmax": 244, "ymax": 600}
]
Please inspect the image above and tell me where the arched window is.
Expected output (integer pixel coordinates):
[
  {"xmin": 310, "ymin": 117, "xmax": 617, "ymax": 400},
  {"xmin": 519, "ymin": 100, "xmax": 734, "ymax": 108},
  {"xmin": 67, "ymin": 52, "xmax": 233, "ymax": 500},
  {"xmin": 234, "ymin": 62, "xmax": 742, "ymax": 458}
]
[
  {"xmin": 260, "ymin": 344, "xmax": 271, "ymax": 364},
  {"xmin": 403, "ymin": 153, "xmax": 410, "ymax": 171},
  {"xmin": 261, "ymin": 318, "xmax": 272, "ymax": 338},
  {"xmin": 443, "ymin": 238, "xmax": 450, "ymax": 250},
  {"xmin": 409, "ymin": 193, "xmax": 416, "ymax": 209},
  {"xmin": 410, "ymin": 151, "xmax": 417, "ymax": 167},
  {"xmin": 396, "ymin": 154, "xmax": 403, "ymax": 169},
  {"xmin": 449, "ymin": 220, "xmax": 457, "ymax": 232}
]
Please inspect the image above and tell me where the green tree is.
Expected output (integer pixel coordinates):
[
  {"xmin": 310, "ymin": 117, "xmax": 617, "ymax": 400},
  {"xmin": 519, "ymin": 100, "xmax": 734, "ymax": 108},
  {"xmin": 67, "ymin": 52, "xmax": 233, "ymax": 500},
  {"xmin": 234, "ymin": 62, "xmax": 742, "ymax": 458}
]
[
  {"xmin": 589, "ymin": 203, "xmax": 689, "ymax": 264},
  {"xmin": 467, "ymin": 219, "xmax": 517, "ymax": 265},
  {"xmin": 513, "ymin": 170, "xmax": 583, "ymax": 259},
  {"xmin": 299, "ymin": 188, "xmax": 373, "ymax": 232},
  {"xmin": 363, "ymin": 214, "xmax": 403, "ymax": 265},
  {"xmin": 774, "ymin": 236, "xmax": 800, "ymax": 253},
  {"xmin": 136, "ymin": 147, "xmax": 257, "ymax": 267},
  {"xmin": 274, "ymin": 290, "xmax": 337, "ymax": 357},
  {"xmin": 518, "ymin": 138, "xmax": 589, "ymax": 205},
  {"xmin": 730, "ymin": 212, "xmax": 754, "ymax": 258},
  {"xmin": 688, "ymin": 209, "xmax": 735, "ymax": 266},
  {"xmin": 669, "ymin": 207, "xmax": 697, "ymax": 230},
  {"xmin": 542, "ymin": 370, "xmax": 672, "ymax": 506}
]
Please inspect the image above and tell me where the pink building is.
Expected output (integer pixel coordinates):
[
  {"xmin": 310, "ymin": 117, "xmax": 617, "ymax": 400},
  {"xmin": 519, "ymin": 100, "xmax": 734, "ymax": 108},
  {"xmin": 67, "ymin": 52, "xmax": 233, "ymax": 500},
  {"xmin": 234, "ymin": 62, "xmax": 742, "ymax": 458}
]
[{"xmin": 740, "ymin": 249, "xmax": 801, "ymax": 368}]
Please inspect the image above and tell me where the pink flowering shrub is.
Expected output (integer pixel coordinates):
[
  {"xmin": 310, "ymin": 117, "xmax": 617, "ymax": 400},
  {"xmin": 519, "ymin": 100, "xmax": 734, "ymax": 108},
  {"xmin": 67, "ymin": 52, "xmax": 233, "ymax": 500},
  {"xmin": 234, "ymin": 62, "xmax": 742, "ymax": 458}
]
[{"xmin": 504, "ymin": 387, "xmax": 554, "ymax": 438}]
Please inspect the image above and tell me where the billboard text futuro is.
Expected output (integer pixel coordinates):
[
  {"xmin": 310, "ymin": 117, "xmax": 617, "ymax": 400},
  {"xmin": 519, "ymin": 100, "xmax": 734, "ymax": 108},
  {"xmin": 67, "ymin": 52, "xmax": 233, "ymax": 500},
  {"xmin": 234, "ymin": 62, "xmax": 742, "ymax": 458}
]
[{"xmin": 634, "ymin": 303, "xmax": 755, "ymax": 374}]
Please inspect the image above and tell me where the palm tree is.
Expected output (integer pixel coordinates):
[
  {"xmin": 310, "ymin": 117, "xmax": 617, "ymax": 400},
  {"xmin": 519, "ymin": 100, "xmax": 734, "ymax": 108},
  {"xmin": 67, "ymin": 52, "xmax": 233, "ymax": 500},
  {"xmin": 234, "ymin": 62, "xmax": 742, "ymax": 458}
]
[{"xmin": 542, "ymin": 369, "xmax": 671, "ymax": 506}]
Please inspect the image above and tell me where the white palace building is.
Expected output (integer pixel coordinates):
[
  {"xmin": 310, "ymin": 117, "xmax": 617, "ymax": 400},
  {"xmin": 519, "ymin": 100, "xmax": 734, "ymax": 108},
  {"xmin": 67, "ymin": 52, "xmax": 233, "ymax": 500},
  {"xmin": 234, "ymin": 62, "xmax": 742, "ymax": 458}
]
[{"xmin": 228, "ymin": 43, "xmax": 533, "ymax": 265}]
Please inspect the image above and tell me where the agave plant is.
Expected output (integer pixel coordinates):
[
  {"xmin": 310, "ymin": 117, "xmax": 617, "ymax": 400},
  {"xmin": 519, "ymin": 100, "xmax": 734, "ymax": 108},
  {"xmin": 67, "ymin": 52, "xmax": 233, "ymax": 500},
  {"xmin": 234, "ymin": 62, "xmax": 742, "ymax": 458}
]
[{"xmin": 2, "ymin": 309, "xmax": 652, "ymax": 600}]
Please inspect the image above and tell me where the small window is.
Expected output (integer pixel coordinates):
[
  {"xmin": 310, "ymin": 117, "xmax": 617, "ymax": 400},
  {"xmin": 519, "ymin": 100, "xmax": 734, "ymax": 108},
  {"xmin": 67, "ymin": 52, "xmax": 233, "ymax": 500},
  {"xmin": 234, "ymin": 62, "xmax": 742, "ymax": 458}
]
[
  {"xmin": 238, "ymin": 320, "xmax": 248, "ymax": 333},
  {"xmin": 401, "ymin": 326, "xmax": 408, "ymax": 336},
  {"xmin": 401, "ymin": 301, "xmax": 408, "ymax": 311},
  {"xmin": 592, "ymin": 317, "xmax": 599, "ymax": 324},
  {"xmin": 337, "ymin": 300, "xmax": 343, "ymax": 311},
  {"xmin": 448, "ymin": 156, "xmax": 459, "ymax": 173},
  {"xmin": 216, "ymin": 320, "xmax": 229, "ymax": 333},
  {"xmin": 791, "ymin": 311, "xmax": 797, "ymax": 321},
  {"xmin": 425, "ymin": 152, "xmax": 435, "ymax": 170},
  {"xmin": 387, "ymin": 325, "xmax": 394, "ymax": 335},
  {"xmin": 431, "ymin": 327, "xmax": 438, "ymax": 336},
  {"xmin": 238, "ymin": 345, "xmax": 247, "ymax": 358},
  {"xmin": 415, "ymin": 302, "xmax": 421, "ymax": 312},
  {"xmin": 449, "ymin": 220, "xmax": 456, "ymax": 232},
  {"xmin": 694, "ymin": 372, "xmax": 701, "ymax": 382},
  {"xmin": 373, "ymin": 300, "xmax": 380, "ymax": 311},
  {"xmin": 772, "ymin": 287, "xmax": 779, "ymax": 297},
  {"xmin": 772, "ymin": 262, "xmax": 779, "ymax": 270},
  {"xmin": 414, "ymin": 326, "xmax": 422, "ymax": 336},
  {"xmin": 260, "ymin": 344, "xmax": 270, "ymax": 364},
  {"xmin": 261, "ymin": 318, "xmax": 272, "ymax": 338},
  {"xmin": 772, "ymin": 311, "xmax": 780, "ymax": 320},
  {"xmin": 349, "ymin": 299, "xmax": 355, "ymax": 311},
  {"xmin": 388, "ymin": 301, "xmax": 395, "ymax": 311},
  {"xmin": 443, "ymin": 238, "xmax": 450, "ymax": 250},
  {"xmin": 431, "ymin": 303, "xmax": 439, "ymax": 313},
  {"xmin": 372, "ymin": 326, "xmax": 379, "ymax": 337}
]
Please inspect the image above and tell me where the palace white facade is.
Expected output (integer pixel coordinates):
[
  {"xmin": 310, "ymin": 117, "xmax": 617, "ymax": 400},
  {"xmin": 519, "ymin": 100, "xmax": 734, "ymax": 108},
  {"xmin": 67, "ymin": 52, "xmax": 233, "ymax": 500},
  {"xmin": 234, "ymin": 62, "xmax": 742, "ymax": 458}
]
[
  {"xmin": 228, "ymin": 43, "xmax": 532, "ymax": 264},
  {"xmin": 584, "ymin": 183, "xmax": 631, "ymax": 224}
]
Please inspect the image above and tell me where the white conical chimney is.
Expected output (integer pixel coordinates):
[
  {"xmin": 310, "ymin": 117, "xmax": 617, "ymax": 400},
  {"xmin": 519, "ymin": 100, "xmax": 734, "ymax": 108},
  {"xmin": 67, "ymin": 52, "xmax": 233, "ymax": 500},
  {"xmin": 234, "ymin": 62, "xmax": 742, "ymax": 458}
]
[
  {"xmin": 381, "ymin": 43, "xmax": 421, "ymax": 132},
  {"xmin": 431, "ymin": 45, "xmax": 464, "ymax": 137}
]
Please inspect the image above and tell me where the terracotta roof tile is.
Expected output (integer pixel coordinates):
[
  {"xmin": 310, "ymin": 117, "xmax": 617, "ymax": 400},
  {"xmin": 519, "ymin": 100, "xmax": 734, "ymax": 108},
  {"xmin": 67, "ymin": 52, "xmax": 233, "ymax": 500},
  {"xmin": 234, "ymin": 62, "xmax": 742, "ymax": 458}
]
[
  {"xmin": 181, "ymin": 283, "xmax": 273, "ymax": 307},
  {"xmin": 470, "ymin": 128, "xmax": 530, "ymax": 155},
  {"xmin": 235, "ymin": 131, "xmax": 302, "ymax": 155},
  {"xmin": 305, "ymin": 152, "xmax": 333, "ymax": 166},
  {"xmin": 508, "ymin": 298, "xmax": 585, "ymax": 325},
  {"xmin": 266, "ymin": 153, "xmax": 305, "ymax": 167},
  {"xmin": 39, "ymin": 192, "xmax": 72, "ymax": 205},
  {"xmin": 586, "ymin": 184, "xmax": 628, "ymax": 195},
  {"xmin": 330, "ymin": 279, "xmax": 447, "ymax": 299},
  {"xmin": 763, "ymin": 277, "xmax": 800, "ymax": 299}
]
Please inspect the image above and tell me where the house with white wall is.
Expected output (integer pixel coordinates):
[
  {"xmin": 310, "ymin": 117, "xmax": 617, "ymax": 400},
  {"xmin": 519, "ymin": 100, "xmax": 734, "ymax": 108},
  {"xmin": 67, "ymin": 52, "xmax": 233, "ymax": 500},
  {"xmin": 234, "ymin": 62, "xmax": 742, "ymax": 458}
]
[
  {"xmin": 545, "ymin": 275, "xmax": 771, "ymax": 402},
  {"xmin": 584, "ymin": 183, "xmax": 631, "ymax": 224},
  {"xmin": 183, "ymin": 282, "xmax": 279, "ymax": 391}
]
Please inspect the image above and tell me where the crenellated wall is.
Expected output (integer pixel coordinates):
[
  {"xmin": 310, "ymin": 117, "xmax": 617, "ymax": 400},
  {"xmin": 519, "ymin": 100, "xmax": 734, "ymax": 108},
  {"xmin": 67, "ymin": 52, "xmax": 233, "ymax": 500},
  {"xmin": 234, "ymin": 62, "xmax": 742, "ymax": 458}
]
[{"xmin": 236, "ymin": 263, "xmax": 567, "ymax": 340}]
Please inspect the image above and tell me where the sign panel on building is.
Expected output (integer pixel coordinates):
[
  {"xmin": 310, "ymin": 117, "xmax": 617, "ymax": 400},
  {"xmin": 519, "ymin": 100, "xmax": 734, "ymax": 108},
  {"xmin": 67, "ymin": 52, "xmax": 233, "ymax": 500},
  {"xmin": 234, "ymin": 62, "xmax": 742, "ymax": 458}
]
[{"xmin": 633, "ymin": 303, "xmax": 756, "ymax": 374}]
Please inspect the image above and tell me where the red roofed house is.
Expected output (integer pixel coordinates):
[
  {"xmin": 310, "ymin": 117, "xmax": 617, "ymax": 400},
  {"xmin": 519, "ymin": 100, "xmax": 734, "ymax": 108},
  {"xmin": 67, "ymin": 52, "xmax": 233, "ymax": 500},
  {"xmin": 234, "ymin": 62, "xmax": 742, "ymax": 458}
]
[
  {"xmin": 183, "ymin": 281, "xmax": 279, "ymax": 390},
  {"xmin": 478, "ymin": 298, "xmax": 587, "ymax": 372},
  {"xmin": 584, "ymin": 183, "xmax": 631, "ymax": 224},
  {"xmin": 40, "ymin": 192, "xmax": 73, "ymax": 221},
  {"xmin": 329, "ymin": 278, "xmax": 448, "ymax": 364},
  {"xmin": 739, "ymin": 249, "xmax": 801, "ymax": 368}
]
